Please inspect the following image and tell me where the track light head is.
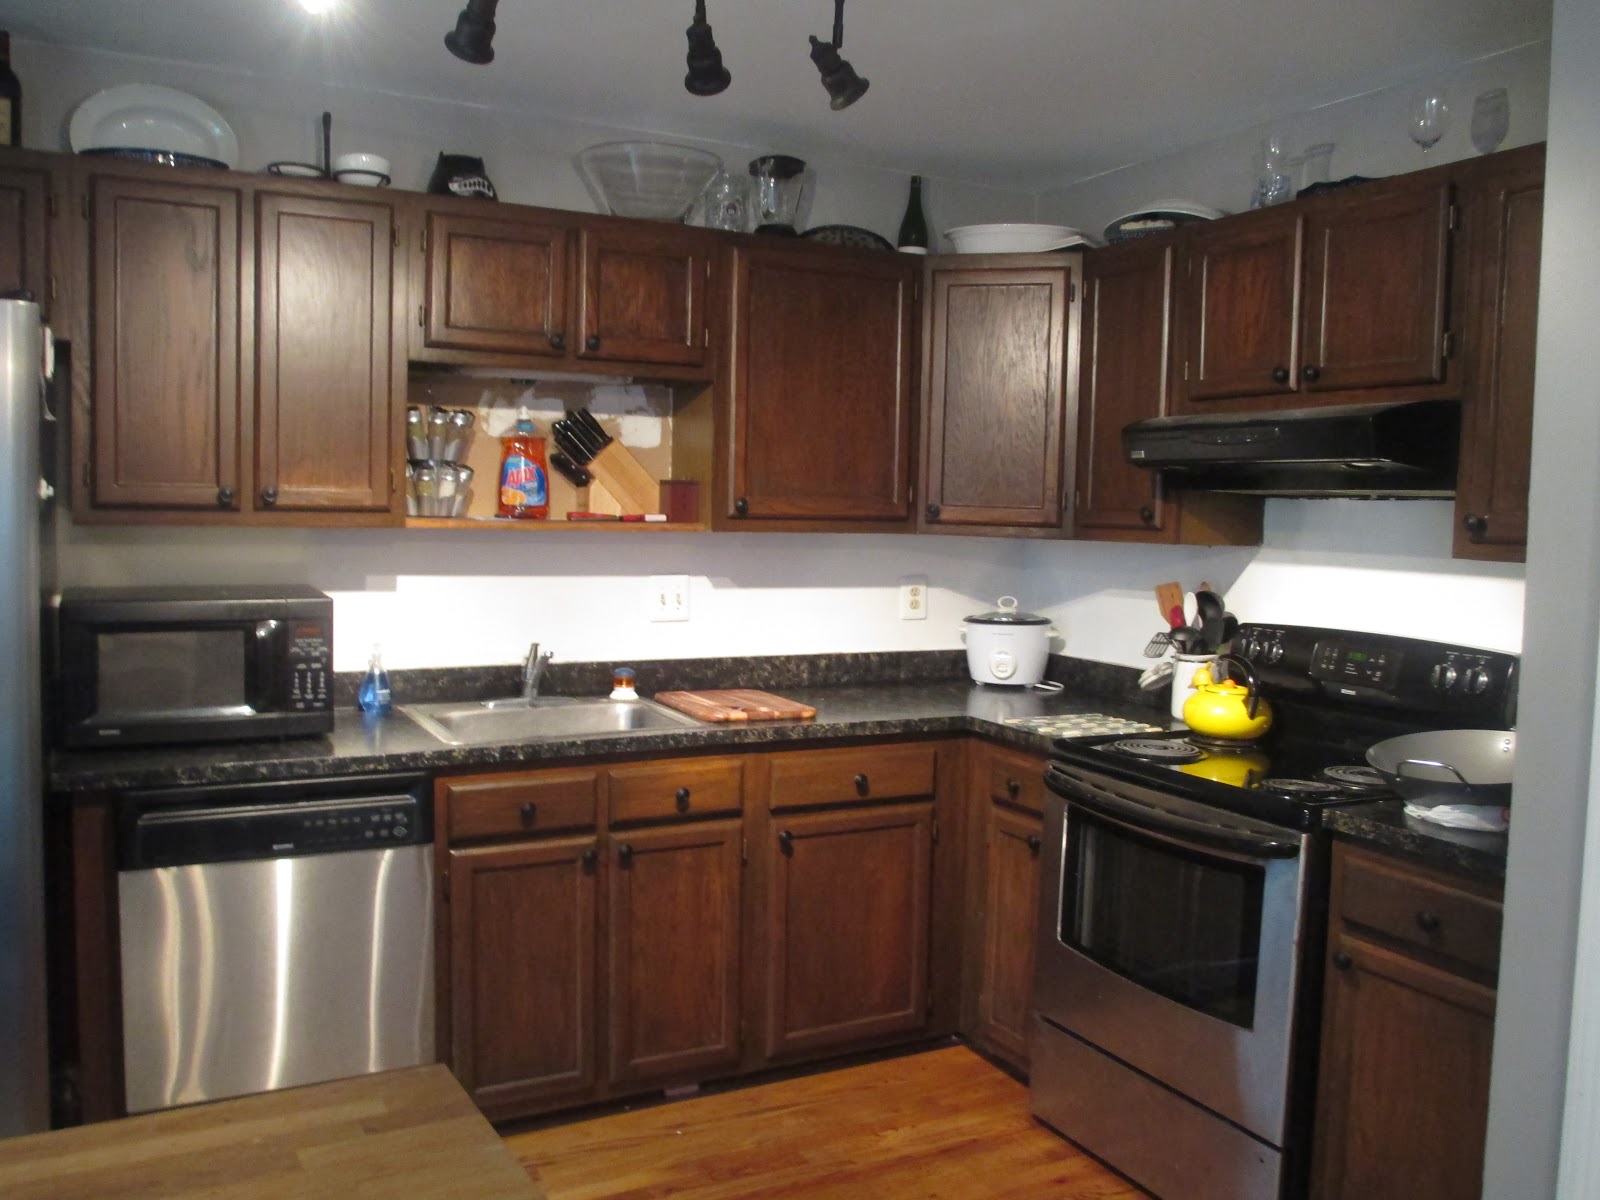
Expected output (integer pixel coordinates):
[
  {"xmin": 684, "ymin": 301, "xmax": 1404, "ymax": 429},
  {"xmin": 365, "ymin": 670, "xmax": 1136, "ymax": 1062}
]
[
  {"xmin": 809, "ymin": 35, "xmax": 869, "ymax": 110},
  {"xmin": 445, "ymin": 0, "xmax": 498, "ymax": 65},
  {"xmin": 685, "ymin": 2, "xmax": 731, "ymax": 96}
]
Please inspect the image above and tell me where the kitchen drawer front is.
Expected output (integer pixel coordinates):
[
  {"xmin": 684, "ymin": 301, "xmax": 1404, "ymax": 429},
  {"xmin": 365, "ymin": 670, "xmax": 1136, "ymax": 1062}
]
[
  {"xmin": 768, "ymin": 743, "xmax": 937, "ymax": 811},
  {"xmin": 608, "ymin": 756, "xmax": 745, "ymax": 823},
  {"xmin": 984, "ymin": 745, "xmax": 1047, "ymax": 815},
  {"xmin": 1336, "ymin": 845, "xmax": 1503, "ymax": 976},
  {"xmin": 444, "ymin": 769, "xmax": 601, "ymax": 842}
]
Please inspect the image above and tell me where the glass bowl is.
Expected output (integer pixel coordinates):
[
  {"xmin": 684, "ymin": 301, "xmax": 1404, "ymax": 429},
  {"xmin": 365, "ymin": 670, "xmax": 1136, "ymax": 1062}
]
[{"xmin": 576, "ymin": 141, "xmax": 723, "ymax": 222}]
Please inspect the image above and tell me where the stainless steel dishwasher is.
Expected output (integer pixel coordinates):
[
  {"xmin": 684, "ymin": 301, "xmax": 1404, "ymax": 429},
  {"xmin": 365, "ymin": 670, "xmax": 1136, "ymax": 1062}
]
[{"xmin": 116, "ymin": 773, "xmax": 435, "ymax": 1114}]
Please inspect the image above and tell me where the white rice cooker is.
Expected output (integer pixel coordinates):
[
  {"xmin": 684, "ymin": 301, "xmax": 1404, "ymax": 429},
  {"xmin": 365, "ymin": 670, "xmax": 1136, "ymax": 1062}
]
[{"xmin": 961, "ymin": 597, "xmax": 1056, "ymax": 686}]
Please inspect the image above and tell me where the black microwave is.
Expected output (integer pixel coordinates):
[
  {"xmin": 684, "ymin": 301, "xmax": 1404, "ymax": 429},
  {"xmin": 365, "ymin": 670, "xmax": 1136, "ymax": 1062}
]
[{"xmin": 54, "ymin": 585, "xmax": 335, "ymax": 748}]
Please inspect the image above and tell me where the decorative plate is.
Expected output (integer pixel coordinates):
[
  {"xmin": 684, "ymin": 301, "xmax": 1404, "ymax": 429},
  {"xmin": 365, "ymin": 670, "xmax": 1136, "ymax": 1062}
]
[
  {"xmin": 801, "ymin": 224, "xmax": 894, "ymax": 251},
  {"xmin": 78, "ymin": 147, "xmax": 227, "ymax": 170},
  {"xmin": 70, "ymin": 84, "xmax": 239, "ymax": 169}
]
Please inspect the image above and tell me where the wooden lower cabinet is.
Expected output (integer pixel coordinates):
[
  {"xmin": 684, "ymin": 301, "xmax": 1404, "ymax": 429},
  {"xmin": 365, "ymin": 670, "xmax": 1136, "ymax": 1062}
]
[{"xmin": 1311, "ymin": 843, "xmax": 1502, "ymax": 1200}]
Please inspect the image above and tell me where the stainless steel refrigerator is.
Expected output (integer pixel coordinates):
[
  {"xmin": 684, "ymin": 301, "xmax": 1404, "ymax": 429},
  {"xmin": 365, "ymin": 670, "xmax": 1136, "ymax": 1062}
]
[{"xmin": 0, "ymin": 297, "xmax": 53, "ymax": 1137}]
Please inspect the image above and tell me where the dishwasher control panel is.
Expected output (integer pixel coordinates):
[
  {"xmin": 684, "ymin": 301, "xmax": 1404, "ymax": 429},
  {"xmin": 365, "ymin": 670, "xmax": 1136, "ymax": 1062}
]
[{"xmin": 118, "ymin": 775, "xmax": 431, "ymax": 870}]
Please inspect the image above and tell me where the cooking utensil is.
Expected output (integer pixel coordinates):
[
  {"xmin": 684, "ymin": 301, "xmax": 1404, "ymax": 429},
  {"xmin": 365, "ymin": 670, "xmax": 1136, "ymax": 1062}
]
[
  {"xmin": 1182, "ymin": 653, "xmax": 1272, "ymax": 740},
  {"xmin": 1194, "ymin": 590, "xmax": 1226, "ymax": 651},
  {"xmin": 549, "ymin": 450, "xmax": 593, "ymax": 488},
  {"xmin": 1139, "ymin": 660, "xmax": 1176, "ymax": 690},
  {"xmin": 1155, "ymin": 582, "xmax": 1185, "ymax": 627},
  {"xmin": 1169, "ymin": 626, "xmax": 1202, "ymax": 654},
  {"xmin": 1143, "ymin": 631, "xmax": 1172, "ymax": 657},
  {"xmin": 1366, "ymin": 729, "xmax": 1515, "ymax": 808},
  {"xmin": 1182, "ymin": 592, "xmax": 1198, "ymax": 627}
]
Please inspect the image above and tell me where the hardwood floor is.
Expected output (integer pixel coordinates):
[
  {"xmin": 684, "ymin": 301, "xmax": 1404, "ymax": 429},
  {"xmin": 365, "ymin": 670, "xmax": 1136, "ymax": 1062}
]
[{"xmin": 505, "ymin": 1045, "xmax": 1145, "ymax": 1198}]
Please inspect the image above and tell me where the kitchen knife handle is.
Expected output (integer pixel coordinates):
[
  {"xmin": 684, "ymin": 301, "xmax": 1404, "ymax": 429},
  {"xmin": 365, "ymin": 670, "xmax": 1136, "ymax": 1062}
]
[
  {"xmin": 217, "ymin": 486, "xmax": 235, "ymax": 508},
  {"xmin": 549, "ymin": 332, "xmax": 565, "ymax": 351},
  {"xmin": 1301, "ymin": 363, "xmax": 1321, "ymax": 382},
  {"xmin": 1271, "ymin": 365, "xmax": 1290, "ymax": 385},
  {"xmin": 734, "ymin": 497, "xmax": 748, "ymax": 517},
  {"xmin": 586, "ymin": 334, "xmax": 601, "ymax": 352},
  {"xmin": 777, "ymin": 829, "xmax": 793, "ymax": 854}
]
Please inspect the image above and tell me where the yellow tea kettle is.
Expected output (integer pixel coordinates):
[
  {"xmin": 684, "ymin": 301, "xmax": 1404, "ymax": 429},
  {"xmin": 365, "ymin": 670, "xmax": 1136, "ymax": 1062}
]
[{"xmin": 1182, "ymin": 653, "xmax": 1272, "ymax": 741}]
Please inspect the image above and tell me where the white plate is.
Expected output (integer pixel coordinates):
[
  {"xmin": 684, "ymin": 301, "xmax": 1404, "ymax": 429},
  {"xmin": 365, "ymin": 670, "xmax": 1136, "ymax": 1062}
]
[
  {"xmin": 70, "ymin": 85, "xmax": 239, "ymax": 169},
  {"xmin": 944, "ymin": 223, "xmax": 1093, "ymax": 253}
]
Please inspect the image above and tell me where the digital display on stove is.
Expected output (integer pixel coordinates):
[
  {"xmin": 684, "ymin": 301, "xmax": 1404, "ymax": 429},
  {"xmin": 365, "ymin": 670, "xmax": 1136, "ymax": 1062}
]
[{"xmin": 1312, "ymin": 640, "xmax": 1402, "ymax": 690}]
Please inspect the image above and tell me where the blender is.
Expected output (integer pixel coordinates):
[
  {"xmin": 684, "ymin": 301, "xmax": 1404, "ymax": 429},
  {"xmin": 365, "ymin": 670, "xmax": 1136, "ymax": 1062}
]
[{"xmin": 748, "ymin": 155, "xmax": 807, "ymax": 234}]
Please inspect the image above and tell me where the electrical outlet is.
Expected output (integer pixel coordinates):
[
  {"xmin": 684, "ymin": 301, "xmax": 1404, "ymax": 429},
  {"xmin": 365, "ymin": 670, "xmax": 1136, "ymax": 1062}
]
[
  {"xmin": 899, "ymin": 575, "xmax": 928, "ymax": 621},
  {"xmin": 649, "ymin": 575, "xmax": 690, "ymax": 622}
]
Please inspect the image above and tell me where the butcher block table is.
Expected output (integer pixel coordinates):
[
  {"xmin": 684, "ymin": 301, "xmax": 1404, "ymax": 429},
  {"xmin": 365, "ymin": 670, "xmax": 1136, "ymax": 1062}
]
[{"xmin": 0, "ymin": 1064, "xmax": 540, "ymax": 1199}]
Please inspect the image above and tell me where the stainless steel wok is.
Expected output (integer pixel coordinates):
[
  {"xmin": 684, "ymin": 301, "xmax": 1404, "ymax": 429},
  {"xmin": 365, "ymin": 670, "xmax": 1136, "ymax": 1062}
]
[{"xmin": 1365, "ymin": 729, "xmax": 1515, "ymax": 808}]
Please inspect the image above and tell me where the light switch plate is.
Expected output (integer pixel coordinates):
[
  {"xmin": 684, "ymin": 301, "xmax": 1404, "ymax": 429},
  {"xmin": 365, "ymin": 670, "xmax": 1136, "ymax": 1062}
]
[
  {"xmin": 899, "ymin": 575, "xmax": 928, "ymax": 621},
  {"xmin": 649, "ymin": 575, "xmax": 690, "ymax": 622}
]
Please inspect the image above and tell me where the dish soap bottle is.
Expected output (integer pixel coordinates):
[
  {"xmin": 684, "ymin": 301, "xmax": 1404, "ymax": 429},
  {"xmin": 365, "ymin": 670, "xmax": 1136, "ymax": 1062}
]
[
  {"xmin": 498, "ymin": 407, "xmax": 549, "ymax": 519},
  {"xmin": 358, "ymin": 643, "xmax": 392, "ymax": 715},
  {"xmin": 896, "ymin": 175, "xmax": 929, "ymax": 254}
]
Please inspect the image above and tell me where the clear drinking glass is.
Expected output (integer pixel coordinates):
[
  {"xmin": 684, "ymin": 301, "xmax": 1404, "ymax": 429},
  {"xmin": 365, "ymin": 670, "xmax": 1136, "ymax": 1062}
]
[
  {"xmin": 1251, "ymin": 136, "xmax": 1292, "ymax": 209},
  {"xmin": 701, "ymin": 168, "xmax": 747, "ymax": 232},
  {"xmin": 1471, "ymin": 88, "xmax": 1510, "ymax": 155},
  {"xmin": 1408, "ymin": 91, "xmax": 1451, "ymax": 153}
]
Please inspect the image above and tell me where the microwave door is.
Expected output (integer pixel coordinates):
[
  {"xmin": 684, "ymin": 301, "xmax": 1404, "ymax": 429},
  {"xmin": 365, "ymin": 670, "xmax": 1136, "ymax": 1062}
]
[{"xmin": 93, "ymin": 625, "xmax": 256, "ymax": 722}]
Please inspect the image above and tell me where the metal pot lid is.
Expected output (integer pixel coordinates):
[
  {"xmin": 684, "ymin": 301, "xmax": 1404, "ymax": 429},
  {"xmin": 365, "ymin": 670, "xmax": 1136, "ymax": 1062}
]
[{"xmin": 965, "ymin": 596, "xmax": 1051, "ymax": 626}]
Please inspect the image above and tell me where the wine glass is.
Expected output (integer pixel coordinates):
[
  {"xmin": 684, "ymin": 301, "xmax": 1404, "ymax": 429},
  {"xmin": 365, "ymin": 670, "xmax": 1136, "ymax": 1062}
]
[
  {"xmin": 1471, "ymin": 88, "xmax": 1510, "ymax": 155},
  {"xmin": 1408, "ymin": 91, "xmax": 1452, "ymax": 154}
]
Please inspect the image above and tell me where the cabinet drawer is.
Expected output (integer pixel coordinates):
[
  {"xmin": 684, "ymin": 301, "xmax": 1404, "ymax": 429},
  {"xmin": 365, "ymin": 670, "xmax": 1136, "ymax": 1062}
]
[
  {"xmin": 608, "ymin": 756, "xmax": 744, "ymax": 823},
  {"xmin": 768, "ymin": 744, "xmax": 937, "ymax": 811},
  {"xmin": 1336, "ymin": 847, "xmax": 1503, "ymax": 975},
  {"xmin": 984, "ymin": 747, "xmax": 1046, "ymax": 815},
  {"xmin": 444, "ymin": 770, "xmax": 600, "ymax": 842}
]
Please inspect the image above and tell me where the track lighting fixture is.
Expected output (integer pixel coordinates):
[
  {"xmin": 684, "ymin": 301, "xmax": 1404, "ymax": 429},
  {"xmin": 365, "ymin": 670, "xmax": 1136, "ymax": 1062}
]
[
  {"xmin": 684, "ymin": 0, "xmax": 732, "ymax": 96},
  {"xmin": 445, "ymin": 0, "xmax": 499, "ymax": 65},
  {"xmin": 809, "ymin": 0, "xmax": 869, "ymax": 110}
]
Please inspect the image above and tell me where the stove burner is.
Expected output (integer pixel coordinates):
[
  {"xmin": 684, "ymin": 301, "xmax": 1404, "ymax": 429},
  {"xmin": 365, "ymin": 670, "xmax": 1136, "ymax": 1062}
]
[
  {"xmin": 1187, "ymin": 734, "xmax": 1266, "ymax": 753},
  {"xmin": 1106, "ymin": 738, "xmax": 1204, "ymax": 763},
  {"xmin": 1260, "ymin": 778, "xmax": 1339, "ymax": 795},
  {"xmin": 1323, "ymin": 764, "xmax": 1389, "ymax": 790}
]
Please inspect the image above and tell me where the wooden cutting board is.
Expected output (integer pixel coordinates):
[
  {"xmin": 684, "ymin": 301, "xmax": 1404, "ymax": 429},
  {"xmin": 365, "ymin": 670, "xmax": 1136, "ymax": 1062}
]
[{"xmin": 655, "ymin": 689, "xmax": 817, "ymax": 722}]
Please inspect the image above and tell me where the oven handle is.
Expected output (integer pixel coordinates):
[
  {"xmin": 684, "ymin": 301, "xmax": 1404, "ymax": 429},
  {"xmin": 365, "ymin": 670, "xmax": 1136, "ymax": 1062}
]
[{"xmin": 1047, "ymin": 765, "xmax": 1304, "ymax": 859}]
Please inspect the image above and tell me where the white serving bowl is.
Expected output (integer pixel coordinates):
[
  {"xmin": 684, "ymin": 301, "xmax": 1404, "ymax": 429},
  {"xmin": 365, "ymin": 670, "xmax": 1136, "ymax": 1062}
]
[
  {"xmin": 333, "ymin": 152, "xmax": 391, "ymax": 186},
  {"xmin": 943, "ymin": 223, "xmax": 1091, "ymax": 253},
  {"xmin": 576, "ymin": 141, "xmax": 723, "ymax": 222}
]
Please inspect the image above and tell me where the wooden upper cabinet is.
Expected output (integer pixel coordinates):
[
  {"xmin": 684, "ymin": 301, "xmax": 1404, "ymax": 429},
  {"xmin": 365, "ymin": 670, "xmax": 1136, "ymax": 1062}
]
[
  {"xmin": 87, "ymin": 173, "xmax": 243, "ymax": 511},
  {"xmin": 921, "ymin": 257, "xmax": 1073, "ymax": 532},
  {"xmin": 1301, "ymin": 179, "xmax": 1452, "ymax": 393},
  {"xmin": 0, "ymin": 156, "xmax": 52, "ymax": 318},
  {"xmin": 254, "ymin": 190, "xmax": 400, "ymax": 515},
  {"xmin": 1175, "ymin": 207, "xmax": 1302, "ymax": 406},
  {"xmin": 725, "ymin": 242, "xmax": 917, "ymax": 526},
  {"xmin": 420, "ymin": 208, "xmax": 570, "ymax": 358},
  {"xmin": 1454, "ymin": 144, "xmax": 1545, "ymax": 562},
  {"xmin": 576, "ymin": 221, "xmax": 712, "ymax": 368}
]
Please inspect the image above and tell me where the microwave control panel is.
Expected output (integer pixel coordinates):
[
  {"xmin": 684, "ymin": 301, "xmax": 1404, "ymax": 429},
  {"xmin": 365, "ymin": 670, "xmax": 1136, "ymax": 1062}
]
[{"xmin": 288, "ymin": 622, "xmax": 331, "ymax": 711}]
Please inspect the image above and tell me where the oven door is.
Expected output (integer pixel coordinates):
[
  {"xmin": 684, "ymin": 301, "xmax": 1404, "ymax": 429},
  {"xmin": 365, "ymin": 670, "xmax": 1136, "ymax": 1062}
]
[{"xmin": 1035, "ymin": 762, "xmax": 1309, "ymax": 1145}]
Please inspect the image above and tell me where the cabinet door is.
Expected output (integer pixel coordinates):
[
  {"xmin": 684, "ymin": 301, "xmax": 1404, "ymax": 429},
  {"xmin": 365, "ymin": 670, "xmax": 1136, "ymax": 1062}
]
[
  {"xmin": 0, "ymin": 159, "xmax": 51, "ymax": 317},
  {"xmin": 1175, "ymin": 209, "xmax": 1302, "ymax": 405},
  {"xmin": 727, "ymin": 244, "xmax": 916, "ymax": 524},
  {"xmin": 764, "ymin": 802, "xmax": 932, "ymax": 1057},
  {"xmin": 607, "ymin": 819, "xmax": 743, "ymax": 1085},
  {"xmin": 88, "ymin": 174, "xmax": 243, "ymax": 510},
  {"xmin": 255, "ymin": 190, "xmax": 399, "ymax": 514},
  {"xmin": 576, "ymin": 222, "xmax": 711, "ymax": 368},
  {"xmin": 421, "ymin": 209, "xmax": 570, "ymax": 357},
  {"xmin": 922, "ymin": 261, "xmax": 1070, "ymax": 530},
  {"xmin": 1311, "ymin": 933, "xmax": 1496, "ymax": 1200},
  {"xmin": 1301, "ymin": 180, "xmax": 1451, "ymax": 393},
  {"xmin": 1074, "ymin": 238, "xmax": 1174, "ymax": 538},
  {"xmin": 974, "ymin": 800, "xmax": 1043, "ymax": 1069},
  {"xmin": 448, "ymin": 837, "xmax": 599, "ymax": 1116},
  {"xmin": 1455, "ymin": 146, "xmax": 1544, "ymax": 561}
]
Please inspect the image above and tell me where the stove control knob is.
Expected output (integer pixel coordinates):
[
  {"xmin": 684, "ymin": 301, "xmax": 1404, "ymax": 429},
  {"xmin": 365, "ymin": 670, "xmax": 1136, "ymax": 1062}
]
[
  {"xmin": 1467, "ymin": 666, "xmax": 1492, "ymax": 694},
  {"xmin": 1265, "ymin": 641, "xmax": 1285, "ymax": 664},
  {"xmin": 1430, "ymin": 662, "xmax": 1459, "ymax": 690}
]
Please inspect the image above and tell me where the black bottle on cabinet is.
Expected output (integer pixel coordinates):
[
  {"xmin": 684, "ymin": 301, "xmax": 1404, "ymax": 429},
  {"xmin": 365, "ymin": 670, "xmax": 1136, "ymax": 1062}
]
[
  {"xmin": 897, "ymin": 175, "xmax": 929, "ymax": 254},
  {"xmin": 0, "ymin": 32, "xmax": 21, "ymax": 148}
]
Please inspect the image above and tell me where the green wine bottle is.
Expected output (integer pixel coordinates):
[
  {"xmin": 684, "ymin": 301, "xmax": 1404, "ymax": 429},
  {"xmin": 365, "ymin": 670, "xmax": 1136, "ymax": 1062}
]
[
  {"xmin": 897, "ymin": 175, "xmax": 929, "ymax": 254},
  {"xmin": 0, "ymin": 32, "xmax": 21, "ymax": 149}
]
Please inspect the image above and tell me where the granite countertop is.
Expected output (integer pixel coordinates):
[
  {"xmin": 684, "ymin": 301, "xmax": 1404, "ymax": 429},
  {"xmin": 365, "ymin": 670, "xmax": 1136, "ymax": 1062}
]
[{"xmin": 1324, "ymin": 802, "xmax": 1509, "ymax": 881}]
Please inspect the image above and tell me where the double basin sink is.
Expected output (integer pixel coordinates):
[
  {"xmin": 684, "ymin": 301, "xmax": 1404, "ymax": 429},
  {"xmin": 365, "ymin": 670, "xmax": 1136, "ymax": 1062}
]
[{"xmin": 401, "ymin": 695, "xmax": 704, "ymax": 746}]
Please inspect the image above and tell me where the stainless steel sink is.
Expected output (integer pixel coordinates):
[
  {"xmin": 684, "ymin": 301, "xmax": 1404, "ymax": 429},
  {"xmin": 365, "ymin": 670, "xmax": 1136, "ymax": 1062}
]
[{"xmin": 400, "ymin": 696, "xmax": 702, "ymax": 746}]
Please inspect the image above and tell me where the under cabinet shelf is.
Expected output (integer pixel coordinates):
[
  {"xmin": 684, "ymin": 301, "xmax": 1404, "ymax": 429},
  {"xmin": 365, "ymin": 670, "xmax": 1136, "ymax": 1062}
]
[{"xmin": 404, "ymin": 517, "xmax": 706, "ymax": 532}]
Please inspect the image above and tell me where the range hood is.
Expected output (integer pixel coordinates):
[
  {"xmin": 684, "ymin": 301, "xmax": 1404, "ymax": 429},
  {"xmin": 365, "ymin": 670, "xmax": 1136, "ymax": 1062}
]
[{"xmin": 1122, "ymin": 399, "xmax": 1461, "ymax": 497}]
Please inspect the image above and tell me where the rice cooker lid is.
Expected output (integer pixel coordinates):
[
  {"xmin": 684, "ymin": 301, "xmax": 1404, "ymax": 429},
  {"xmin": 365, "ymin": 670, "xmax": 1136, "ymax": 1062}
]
[{"xmin": 965, "ymin": 596, "xmax": 1050, "ymax": 626}]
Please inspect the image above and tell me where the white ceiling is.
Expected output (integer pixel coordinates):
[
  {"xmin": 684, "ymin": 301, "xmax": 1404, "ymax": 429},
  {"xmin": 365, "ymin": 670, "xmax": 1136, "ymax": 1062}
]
[{"xmin": 0, "ymin": 0, "xmax": 1552, "ymax": 190}]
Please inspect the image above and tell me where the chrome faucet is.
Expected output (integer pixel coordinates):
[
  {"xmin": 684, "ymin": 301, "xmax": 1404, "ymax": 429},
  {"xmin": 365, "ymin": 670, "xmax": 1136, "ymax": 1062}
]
[{"xmin": 521, "ymin": 643, "xmax": 554, "ymax": 702}]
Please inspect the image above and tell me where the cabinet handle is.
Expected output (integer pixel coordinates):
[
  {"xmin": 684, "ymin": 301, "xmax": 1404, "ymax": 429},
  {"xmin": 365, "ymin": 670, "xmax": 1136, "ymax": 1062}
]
[
  {"xmin": 1301, "ymin": 364, "xmax": 1322, "ymax": 383},
  {"xmin": 581, "ymin": 848, "xmax": 597, "ymax": 870},
  {"xmin": 618, "ymin": 842, "xmax": 634, "ymax": 866},
  {"xmin": 549, "ymin": 332, "xmax": 565, "ymax": 351},
  {"xmin": 1005, "ymin": 778, "xmax": 1021, "ymax": 799},
  {"xmin": 1026, "ymin": 834, "xmax": 1042, "ymax": 855},
  {"xmin": 777, "ymin": 829, "xmax": 794, "ymax": 854},
  {"xmin": 260, "ymin": 486, "xmax": 278, "ymax": 506},
  {"xmin": 585, "ymin": 334, "xmax": 601, "ymax": 352},
  {"xmin": 734, "ymin": 497, "xmax": 749, "ymax": 517},
  {"xmin": 518, "ymin": 802, "xmax": 536, "ymax": 827},
  {"xmin": 1415, "ymin": 910, "xmax": 1442, "ymax": 934},
  {"xmin": 1464, "ymin": 513, "xmax": 1488, "ymax": 536},
  {"xmin": 853, "ymin": 773, "xmax": 869, "ymax": 796},
  {"xmin": 217, "ymin": 486, "xmax": 235, "ymax": 508},
  {"xmin": 1138, "ymin": 506, "xmax": 1155, "ymax": 524},
  {"xmin": 926, "ymin": 503, "xmax": 941, "ymax": 521},
  {"xmin": 675, "ymin": 786, "xmax": 691, "ymax": 812},
  {"xmin": 1332, "ymin": 950, "xmax": 1353, "ymax": 971},
  {"xmin": 1271, "ymin": 365, "xmax": 1290, "ymax": 385}
]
